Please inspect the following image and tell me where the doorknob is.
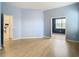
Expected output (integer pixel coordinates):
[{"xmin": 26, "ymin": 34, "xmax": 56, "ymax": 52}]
[{"xmin": 4, "ymin": 24, "xmax": 9, "ymax": 32}]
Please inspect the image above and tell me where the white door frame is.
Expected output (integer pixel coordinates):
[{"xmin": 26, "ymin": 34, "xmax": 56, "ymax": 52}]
[
  {"xmin": 3, "ymin": 14, "xmax": 13, "ymax": 41},
  {"xmin": 50, "ymin": 16, "xmax": 67, "ymax": 37}
]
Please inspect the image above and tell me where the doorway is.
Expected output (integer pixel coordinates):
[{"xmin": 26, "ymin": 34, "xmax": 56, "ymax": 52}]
[
  {"xmin": 52, "ymin": 17, "xmax": 66, "ymax": 34},
  {"xmin": 51, "ymin": 17, "xmax": 66, "ymax": 40},
  {"xmin": 3, "ymin": 15, "xmax": 13, "ymax": 47}
]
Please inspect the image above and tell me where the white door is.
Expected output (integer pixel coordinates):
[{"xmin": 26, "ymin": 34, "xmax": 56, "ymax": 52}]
[{"xmin": 4, "ymin": 15, "xmax": 13, "ymax": 47}]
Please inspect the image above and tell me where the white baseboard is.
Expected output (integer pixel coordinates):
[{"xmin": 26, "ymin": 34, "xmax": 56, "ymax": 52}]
[
  {"xmin": 66, "ymin": 39, "xmax": 79, "ymax": 43},
  {"xmin": 13, "ymin": 36, "xmax": 44, "ymax": 40},
  {"xmin": 12, "ymin": 36, "xmax": 51, "ymax": 40},
  {"xmin": 43, "ymin": 36, "xmax": 51, "ymax": 39}
]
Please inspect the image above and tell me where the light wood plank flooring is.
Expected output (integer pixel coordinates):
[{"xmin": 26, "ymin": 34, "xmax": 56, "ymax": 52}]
[{"xmin": 0, "ymin": 34, "xmax": 79, "ymax": 57}]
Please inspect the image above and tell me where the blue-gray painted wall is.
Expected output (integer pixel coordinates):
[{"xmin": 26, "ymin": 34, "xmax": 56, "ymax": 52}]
[
  {"xmin": 21, "ymin": 9, "xmax": 44, "ymax": 37},
  {"xmin": 44, "ymin": 3, "xmax": 79, "ymax": 41},
  {"xmin": 77, "ymin": 3, "xmax": 79, "ymax": 39}
]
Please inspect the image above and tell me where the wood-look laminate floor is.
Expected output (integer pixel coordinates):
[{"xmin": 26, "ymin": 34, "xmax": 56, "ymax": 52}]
[{"xmin": 0, "ymin": 34, "xmax": 79, "ymax": 57}]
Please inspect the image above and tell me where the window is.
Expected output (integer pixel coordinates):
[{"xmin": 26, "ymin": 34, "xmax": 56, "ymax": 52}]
[{"xmin": 56, "ymin": 18, "xmax": 66, "ymax": 29}]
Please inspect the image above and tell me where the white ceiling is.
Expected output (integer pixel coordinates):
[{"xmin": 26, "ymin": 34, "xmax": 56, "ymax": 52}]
[{"xmin": 8, "ymin": 2, "xmax": 75, "ymax": 11}]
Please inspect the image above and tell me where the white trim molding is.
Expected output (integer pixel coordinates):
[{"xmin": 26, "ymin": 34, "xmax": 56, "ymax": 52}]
[
  {"xmin": 13, "ymin": 36, "xmax": 44, "ymax": 40},
  {"xmin": 66, "ymin": 39, "xmax": 79, "ymax": 43},
  {"xmin": 12, "ymin": 36, "xmax": 51, "ymax": 40},
  {"xmin": 43, "ymin": 36, "xmax": 51, "ymax": 39}
]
